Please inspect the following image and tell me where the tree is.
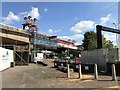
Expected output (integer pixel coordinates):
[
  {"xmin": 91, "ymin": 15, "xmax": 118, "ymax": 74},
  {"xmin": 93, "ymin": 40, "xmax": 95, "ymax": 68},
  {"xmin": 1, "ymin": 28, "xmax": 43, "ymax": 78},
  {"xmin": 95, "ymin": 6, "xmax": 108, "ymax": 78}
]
[
  {"xmin": 82, "ymin": 31, "xmax": 97, "ymax": 50},
  {"xmin": 102, "ymin": 37, "xmax": 114, "ymax": 48},
  {"xmin": 82, "ymin": 31, "xmax": 114, "ymax": 50}
]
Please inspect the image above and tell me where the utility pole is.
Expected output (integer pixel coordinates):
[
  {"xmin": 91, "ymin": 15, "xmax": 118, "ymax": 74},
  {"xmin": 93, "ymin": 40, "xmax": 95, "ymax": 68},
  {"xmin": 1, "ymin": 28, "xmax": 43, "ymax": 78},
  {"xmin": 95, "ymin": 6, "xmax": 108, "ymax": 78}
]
[
  {"xmin": 113, "ymin": 23, "xmax": 117, "ymax": 47},
  {"xmin": 33, "ymin": 28, "xmax": 37, "ymax": 62}
]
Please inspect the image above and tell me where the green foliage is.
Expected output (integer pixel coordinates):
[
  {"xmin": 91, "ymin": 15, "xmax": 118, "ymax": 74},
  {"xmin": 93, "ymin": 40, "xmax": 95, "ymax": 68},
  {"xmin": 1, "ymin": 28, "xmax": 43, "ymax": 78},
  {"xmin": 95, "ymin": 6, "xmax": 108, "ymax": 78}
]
[
  {"xmin": 102, "ymin": 37, "xmax": 114, "ymax": 48},
  {"xmin": 69, "ymin": 49, "xmax": 81, "ymax": 57},
  {"xmin": 107, "ymin": 53, "xmax": 116, "ymax": 62},
  {"xmin": 82, "ymin": 31, "xmax": 114, "ymax": 50},
  {"xmin": 82, "ymin": 31, "xmax": 97, "ymax": 50}
]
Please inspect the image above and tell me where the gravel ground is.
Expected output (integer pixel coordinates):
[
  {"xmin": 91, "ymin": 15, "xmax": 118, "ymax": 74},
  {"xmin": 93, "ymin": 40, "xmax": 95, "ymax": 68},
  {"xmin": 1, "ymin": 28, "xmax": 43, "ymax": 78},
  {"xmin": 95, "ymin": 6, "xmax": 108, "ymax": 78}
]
[{"xmin": 2, "ymin": 59, "xmax": 120, "ymax": 88}]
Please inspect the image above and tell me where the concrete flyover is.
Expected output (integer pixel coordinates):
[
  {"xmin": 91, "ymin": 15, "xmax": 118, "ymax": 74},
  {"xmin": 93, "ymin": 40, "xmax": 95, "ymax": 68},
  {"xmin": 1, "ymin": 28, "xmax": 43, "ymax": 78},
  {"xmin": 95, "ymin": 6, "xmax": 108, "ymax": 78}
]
[
  {"xmin": 0, "ymin": 23, "xmax": 78, "ymax": 65},
  {"xmin": 0, "ymin": 23, "xmax": 31, "ymax": 65},
  {"xmin": 0, "ymin": 23, "xmax": 30, "ymax": 45}
]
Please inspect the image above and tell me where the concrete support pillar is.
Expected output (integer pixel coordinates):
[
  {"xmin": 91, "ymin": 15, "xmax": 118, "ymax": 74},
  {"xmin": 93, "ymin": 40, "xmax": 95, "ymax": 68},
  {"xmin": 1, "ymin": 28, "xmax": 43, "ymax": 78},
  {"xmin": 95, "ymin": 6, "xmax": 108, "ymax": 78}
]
[
  {"xmin": 0, "ymin": 71, "xmax": 2, "ymax": 90},
  {"xmin": 67, "ymin": 64, "xmax": 70, "ymax": 78},
  {"xmin": 94, "ymin": 64, "xmax": 98, "ymax": 80},
  {"xmin": 78, "ymin": 64, "xmax": 82, "ymax": 79},
  {"xmin": 112, "ymin": 64, "xmax": 117, "ymax": 81}
]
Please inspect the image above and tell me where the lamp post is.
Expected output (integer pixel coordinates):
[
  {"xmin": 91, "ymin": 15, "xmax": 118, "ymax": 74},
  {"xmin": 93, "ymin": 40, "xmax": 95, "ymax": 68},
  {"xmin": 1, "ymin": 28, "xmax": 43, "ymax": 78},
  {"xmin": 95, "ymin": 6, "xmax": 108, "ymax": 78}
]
[
  {"xmin": 113, "ymin": 23, "xmax": 117, "ymax": 48},
  {"xmin": 33, "ymin": 28, "xmax": 37, "ymax": 62}
]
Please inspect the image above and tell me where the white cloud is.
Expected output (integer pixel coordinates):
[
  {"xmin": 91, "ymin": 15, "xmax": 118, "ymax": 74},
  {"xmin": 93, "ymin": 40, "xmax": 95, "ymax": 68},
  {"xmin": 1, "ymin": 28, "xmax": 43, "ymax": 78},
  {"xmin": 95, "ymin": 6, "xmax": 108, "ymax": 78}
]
[
  {"xmin": 71, "ymin": 34, "xmax": 83, "ymax": 40},
  {"xmin": 71, "ymin": 34, "xmax": 84, "ymax": 45},
  {"xmin": 2, "ymin": 12, "xmax": 20, "ymax": 24},
  {"xmin": 48, "ymin": 29, "xmax": 53, "ymax": 33},
  {"xmin": 59, "ymin": 36, "xmax": 71, "ymax": 40},
  {"xmin": 100, "ymin": 14, "xmax": 111, "ymax": 25},
  {"xmin": 70, "ymin": 20, "xmax": 95, "ymax": 33},
  {"xmin": 44, "ymin": 8, "xmax": 48, "ymax": 12},
  {"xmin": 18, "ymin": 7, "xmax": 40, "ymax": 19},
  {"xmin": 48, "ymin": 29, "xmax": 61, "ymax": 33},
  {"xmin": 2, "ymin": 7, "xmax": 40, "ymax": 24},
  {"xmin": 58, "ymin": 34, "xmax": 83, "ymax": 45},
  {"xmin": 28, "ymin": 7, "xmax": 40, "ymax": 19},
  {"xmin": 20, "ymin": 12, "xmax": 28, "ymax": 15},
  {"xmin": 54, "ymin": 29, "xmax": 61, "ymax": 33},
  {"xmin": 104, "ymin": 33, "xmax": 116, "ymax": 41},
  {"xmin": 103, "ymin": 32, "xmax": 116, "ymax": 45},
  {"xmin": 75, "ymin": 42, "xmax": 81, "ymax": 45}
]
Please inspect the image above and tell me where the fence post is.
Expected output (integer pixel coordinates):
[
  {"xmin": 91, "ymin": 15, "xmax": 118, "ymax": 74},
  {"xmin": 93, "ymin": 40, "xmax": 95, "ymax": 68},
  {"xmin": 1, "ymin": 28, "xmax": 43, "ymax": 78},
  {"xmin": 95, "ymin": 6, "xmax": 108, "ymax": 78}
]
[
  {"xmin": 67, "ymin": 64, "xmax": 70, "ymax": 78},
  {"xmin": 94, "ymin": 64, "xmax": 98, "ymax": 80},
  {"xmin": 78, "ymin": 64, "xmax": 82, "ymax": 79},
  {"xmin": 112, "ymin": 64, "xmax": 117, "ymax": 81}
]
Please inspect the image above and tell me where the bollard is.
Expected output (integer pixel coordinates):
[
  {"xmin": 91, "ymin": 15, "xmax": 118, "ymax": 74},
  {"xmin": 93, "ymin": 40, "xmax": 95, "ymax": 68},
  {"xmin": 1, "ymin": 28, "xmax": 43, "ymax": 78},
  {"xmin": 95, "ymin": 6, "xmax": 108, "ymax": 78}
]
[
  {"xmin": 54, "ymin": 62, "xmax": 56, "ymax": 67},
  {"xmin": 61, "ymin": 63, "xmax": 63, "ymax": 67},
  {"xmin": 94, "ymin": 64, "xmax": 98, "ymax": 80},
  {"xmin": 61, "ymin": 63, "xmax": 64, "ymax": 71},
  {"xmin": 112, "ymin": 64, "xmax": 117, "ymax": 81},
  {"xmin": 67, "ymin": 64, "xmax": 70, "ymax": 78},
  {"xmin": 78, "ymin": 64, "xmax": 82, "ymax": 79}
]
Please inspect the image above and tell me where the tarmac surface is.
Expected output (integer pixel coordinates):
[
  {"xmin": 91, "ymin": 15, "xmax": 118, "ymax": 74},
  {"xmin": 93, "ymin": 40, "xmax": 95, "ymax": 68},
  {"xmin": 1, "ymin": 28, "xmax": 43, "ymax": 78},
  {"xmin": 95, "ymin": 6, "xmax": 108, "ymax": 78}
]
[{"xmin": 2, "ymin": 59, "xmax": 120, "ymax": 89}]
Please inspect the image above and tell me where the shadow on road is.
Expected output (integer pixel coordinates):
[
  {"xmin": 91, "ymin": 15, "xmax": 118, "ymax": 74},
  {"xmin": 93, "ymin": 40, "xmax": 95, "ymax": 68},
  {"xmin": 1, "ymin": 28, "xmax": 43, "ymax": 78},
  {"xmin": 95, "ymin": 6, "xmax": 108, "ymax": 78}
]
[
  {"xmin": 98, "ymin": 79, "xmax": 112, "ymax": 81},
  {"xmin": 37, "ymin": 62, "xmax": 48, "ymax": 66}
]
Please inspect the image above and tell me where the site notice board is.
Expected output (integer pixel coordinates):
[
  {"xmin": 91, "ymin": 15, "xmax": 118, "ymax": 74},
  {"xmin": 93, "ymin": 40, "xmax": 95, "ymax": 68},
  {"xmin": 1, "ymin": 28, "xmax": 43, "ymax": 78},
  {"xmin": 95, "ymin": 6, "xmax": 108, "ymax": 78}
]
[{"xmin": 0, "ymin": 47, "xmax": 14, "ymax": 71}]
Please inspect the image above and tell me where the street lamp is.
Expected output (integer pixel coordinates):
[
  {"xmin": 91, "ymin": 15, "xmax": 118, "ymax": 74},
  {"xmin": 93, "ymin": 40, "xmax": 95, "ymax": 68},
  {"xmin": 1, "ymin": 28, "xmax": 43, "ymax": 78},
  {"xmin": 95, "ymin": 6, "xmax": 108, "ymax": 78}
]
[
  {"xmin": 113, "ymin": 23, "xmax": 117, "ymax": 48},
  {"xmin": 33, "ymin": 28, "xmax": 37, "ymax": 62}
]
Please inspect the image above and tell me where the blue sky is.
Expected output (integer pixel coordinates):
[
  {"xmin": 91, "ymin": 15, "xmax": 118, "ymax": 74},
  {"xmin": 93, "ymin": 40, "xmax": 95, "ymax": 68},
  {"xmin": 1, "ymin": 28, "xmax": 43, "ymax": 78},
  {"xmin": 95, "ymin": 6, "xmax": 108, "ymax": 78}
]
[{"xmin": 1, "ymin": 2, "xmax": 118, "ymax": 45}]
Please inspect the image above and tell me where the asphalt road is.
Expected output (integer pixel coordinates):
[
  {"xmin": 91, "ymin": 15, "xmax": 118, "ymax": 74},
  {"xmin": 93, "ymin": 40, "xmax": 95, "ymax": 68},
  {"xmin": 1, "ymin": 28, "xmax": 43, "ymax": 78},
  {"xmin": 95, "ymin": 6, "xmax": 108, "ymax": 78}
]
[{"xmin": 2, "ymin": 59, "xmax": 120, "ymax": 88}]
